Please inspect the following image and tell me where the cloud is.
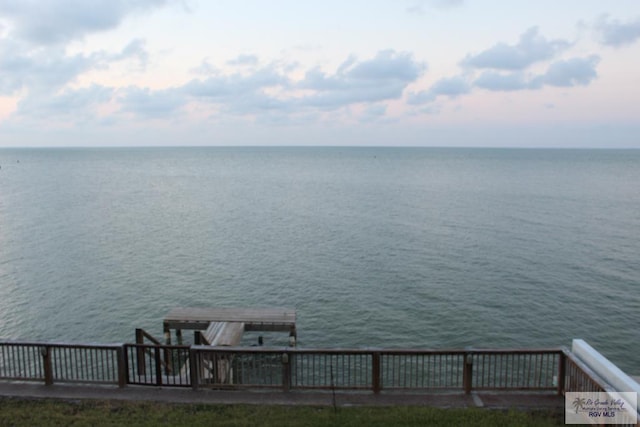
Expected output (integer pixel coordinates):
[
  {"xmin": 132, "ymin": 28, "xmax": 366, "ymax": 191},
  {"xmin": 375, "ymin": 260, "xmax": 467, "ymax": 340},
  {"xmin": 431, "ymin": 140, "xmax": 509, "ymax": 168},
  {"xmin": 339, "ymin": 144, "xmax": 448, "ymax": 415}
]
[
  {"xmin": 119, "ymin": 86, "xmax": 186, "ymax": 118},
  {"xmin": 0, "ymin": 0, "xmax": 171, "ymax": 45},
  {"xmin": 432, "ymin": 0, "xmax": 464, "ymax": 9},
  {"xmin": 461, "ymin": 27, "xmax": 570, "ymax": 70},
  {"xmin": 474, "ymin": 56, "xmax": 600, "ymax": 91},
  {"xmin": 429, "ymin": 75, "xmax": 470, "ymax": 97},
  {"xmin": 0, "ymin": 0, "xmax": 153, "ymax": 97},
  {"xmin": 408, "ymin": 75, "xmax": 470, "ymax": 104},
  {"xmin": 359, "ymin": 104, "xmax": 388, "ymax": 123},
  {"xmin": 406, "ymin": 0, "xmax": 464, "ymax": 14},
  {"xmin": 532, "ymin": 55, "xmax": 600, "ymax": 87},
  {"xmin": 0, "ymin": 41, "xmax": 95, "ymax": 95},
  {"xmin": 227, "ymin": 54, "xmax": 259, "ymax": 67},
  {"xmin": 15, "ymin": 84, "xmax": 113, "ymax": 120},
  {"xmin": 594, "ymin": 15, "xmax": 640, "ymax": 47},
  {"xmin": 184, "ymin": 67, "xmax": 287, "ymax": 99},
  {"xmin": 183, "ymin": 66, "xmax": 290, "ymax": 115},
  {"xmin": 0, "ymin": 38, "xmax": 151, "ymax": 96},
  {"xmin": 473, "ymin": 71, "xmax": 529, "ymax": 92},
  {"xmin": 189, "ymin": 58, "xmax": 218, "ymax": 75},
  {"xmin": 110, "ymin": 51, "xmax": 424, "ymax": 121},
  {"xmin": 112, "ymin": 38, "xmax": 149, "ymax": 67},
  {"xmin": 411, "ymin": 54, "xmax": 599, "ymax": 104},
  {"xmin": 298, "ymin": 50, "xmax": 425, "ymax": 109}
]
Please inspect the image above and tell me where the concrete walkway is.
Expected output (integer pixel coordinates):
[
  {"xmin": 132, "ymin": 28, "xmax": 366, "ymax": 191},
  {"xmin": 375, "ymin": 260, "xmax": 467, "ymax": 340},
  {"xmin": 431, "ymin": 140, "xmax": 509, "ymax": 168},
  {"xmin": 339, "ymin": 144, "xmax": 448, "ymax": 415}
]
[{"xmin": 0, "ymin": 382, "xmax": 564, "ymax": 411}]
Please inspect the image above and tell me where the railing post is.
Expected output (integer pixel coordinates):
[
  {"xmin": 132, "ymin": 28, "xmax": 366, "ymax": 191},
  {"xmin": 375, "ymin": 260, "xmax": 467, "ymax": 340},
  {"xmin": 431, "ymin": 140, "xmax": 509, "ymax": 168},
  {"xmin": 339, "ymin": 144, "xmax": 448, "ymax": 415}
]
[
  {"xmin": 372, "ymin": 352, "xmax": 381, "ymax": 394},
  {"xmin": 117, "ymin": 345, "xmax": 126, "ymax": 388},
  {"xmin": 190, "ymin": 347, "xmax": 199, "ymax": 390},
  {"xmin": 282, "ymin": 352, "xmax": 291, "ymax": 392},
  {"xmin": 155, "ymin": 347, "xmax": 163, "ymax": 386},
  {"xmin": 463, "ymin": 352, "xmax": 473, "ymax": 394},
  {"xmin": 135, "ymin": 329, "xmax": 146, "ymax": 376},
  {"xmin": 41, "ymin": 346, "xmax": 53, "ymax": 386},
  {"xmin": 557, "ymin": 350, "xmax": 566, "ymax": 395}
]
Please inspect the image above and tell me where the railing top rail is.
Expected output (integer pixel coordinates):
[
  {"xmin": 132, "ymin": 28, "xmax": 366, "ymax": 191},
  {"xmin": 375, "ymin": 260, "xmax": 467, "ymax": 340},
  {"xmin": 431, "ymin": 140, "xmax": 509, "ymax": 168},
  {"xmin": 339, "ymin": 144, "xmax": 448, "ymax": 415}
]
[
  {"xmin": 466, "ymin": 347, "xmax": 565, "ymax": 355},
  {"xmin": 190, "ymin": 346, "xmax": 469, "ymax": 355},
  {"xmin": 125, "ymin": 343, "xmax": 190, "ymax": 350},
  {"xmin": 188, "ymin": 345, "xmax": 565, "ymax": 355},
  {"xmin": 0, "ymin": 337, "xmax": 567, "ymax": 353},
  {"xmin": 0, "ymin": 339, "xmax": 565, "ymax": 354},
  {"xmin": 0, "ymin": 340, "xmax": 123, "ymax": 350}
]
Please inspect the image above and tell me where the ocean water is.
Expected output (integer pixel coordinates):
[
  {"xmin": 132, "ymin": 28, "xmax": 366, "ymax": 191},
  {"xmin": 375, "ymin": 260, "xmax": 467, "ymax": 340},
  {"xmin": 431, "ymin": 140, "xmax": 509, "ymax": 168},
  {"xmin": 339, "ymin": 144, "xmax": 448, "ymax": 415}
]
[{"xmin": 0, "ymin": 147, "xmax": 638, "ymax": 372}]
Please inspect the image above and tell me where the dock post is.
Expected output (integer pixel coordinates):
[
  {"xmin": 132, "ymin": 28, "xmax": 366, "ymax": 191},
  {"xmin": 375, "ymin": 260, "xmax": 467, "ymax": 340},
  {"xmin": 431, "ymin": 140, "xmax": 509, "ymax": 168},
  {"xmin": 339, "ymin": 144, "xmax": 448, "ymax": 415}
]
[
  {"xmin": 163, "ymin": 321, "xmax": 171, "ymax": 345},
  {"xmin": 176, "ymin": 329, "xmax": 183, "ymax": 345},
  {"xmin": 162, "ymin": 321, "xmax": 172, "ymax": 376},
  {"xmin": 289, "ymin": 327, "xmax": 297, "ymax": 347}
]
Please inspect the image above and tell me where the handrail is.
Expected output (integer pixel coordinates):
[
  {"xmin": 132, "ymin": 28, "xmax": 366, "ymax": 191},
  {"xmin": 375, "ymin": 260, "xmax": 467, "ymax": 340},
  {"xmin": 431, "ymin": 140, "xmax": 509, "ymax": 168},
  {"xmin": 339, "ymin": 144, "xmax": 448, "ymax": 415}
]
[
  {"xmin": 562, "ymin": 348, "xmax": 612, "ymax": 392},
  {"xmin": 0, "ymin": 339, "xmax": 617, "ymax": 396},
  {"xmin": 189, "ymin": 346, "xmax": 564, "ymax": 354},
  {"xmin": 134, "ymin": 329, "xmax": 177, "ymax": 375},
  {"xmin": 0, "ymin": 340, "xmax": 122, "ymax": 349},
  {"xmin": 135, "ymin": 329, "xmax": 162, "ymax": 346}
]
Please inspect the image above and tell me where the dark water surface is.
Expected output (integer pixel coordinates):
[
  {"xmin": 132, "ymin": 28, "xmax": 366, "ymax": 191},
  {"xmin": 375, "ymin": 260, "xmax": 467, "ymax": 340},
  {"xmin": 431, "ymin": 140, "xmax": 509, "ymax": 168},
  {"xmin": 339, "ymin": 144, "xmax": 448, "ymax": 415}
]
[{"xmin": 0, "ymin": 147, "xmax": 638, "ymax": 372}]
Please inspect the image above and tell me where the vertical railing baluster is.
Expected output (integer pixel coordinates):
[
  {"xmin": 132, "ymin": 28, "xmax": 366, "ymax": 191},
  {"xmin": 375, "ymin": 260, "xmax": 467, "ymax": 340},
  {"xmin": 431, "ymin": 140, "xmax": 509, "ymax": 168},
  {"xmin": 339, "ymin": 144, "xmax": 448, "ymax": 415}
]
[
  {"xmin": 530, "ymin": 353, "xmax": 535, "ymax": 388},
  {"xmin": 17, "ymin": 346, "xmax": 23, "ymax": 378},
  {"xmin": 99, "ymin": 348, "xmax": 104, "ymax": 381},
  {"xmin": 14, "ymin": 346, "xmax": 19, "ymax": 378},
  {"xmin": 55, "ymin": 347, "xmax": 61, "ymax": 381}
]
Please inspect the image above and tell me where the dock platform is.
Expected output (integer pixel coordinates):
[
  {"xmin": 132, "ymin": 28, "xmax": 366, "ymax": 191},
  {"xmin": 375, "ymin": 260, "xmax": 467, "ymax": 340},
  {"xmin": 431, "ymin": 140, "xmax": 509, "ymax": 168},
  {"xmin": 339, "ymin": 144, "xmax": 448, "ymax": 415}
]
[{"xmin": 162, "ymin": 307, "xmax": 296, "ymax": 345}]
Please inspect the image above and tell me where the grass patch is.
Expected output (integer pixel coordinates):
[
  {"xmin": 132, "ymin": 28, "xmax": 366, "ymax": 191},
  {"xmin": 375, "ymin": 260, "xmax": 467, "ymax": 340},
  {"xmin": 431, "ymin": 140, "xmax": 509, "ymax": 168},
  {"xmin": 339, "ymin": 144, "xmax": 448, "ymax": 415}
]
[{"xmin": 0, "ymin": 397, "xmax": 564, "ymax": 426}]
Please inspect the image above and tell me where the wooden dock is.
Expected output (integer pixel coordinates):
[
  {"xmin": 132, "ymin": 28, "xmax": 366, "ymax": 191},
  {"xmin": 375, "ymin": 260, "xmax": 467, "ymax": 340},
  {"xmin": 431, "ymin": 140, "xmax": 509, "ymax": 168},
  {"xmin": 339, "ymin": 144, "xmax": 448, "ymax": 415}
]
[{"xmin": 162, "ymin": 307, "xmax": 297, "ymax": 346}]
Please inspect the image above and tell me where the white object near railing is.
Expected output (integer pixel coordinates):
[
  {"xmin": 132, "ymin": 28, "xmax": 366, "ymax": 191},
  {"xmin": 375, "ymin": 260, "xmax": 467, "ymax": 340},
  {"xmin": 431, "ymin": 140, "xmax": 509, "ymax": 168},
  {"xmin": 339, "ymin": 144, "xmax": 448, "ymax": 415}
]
[{"xmin": 571, "ymin": 338, "xmax": 640, "ymax": 415}]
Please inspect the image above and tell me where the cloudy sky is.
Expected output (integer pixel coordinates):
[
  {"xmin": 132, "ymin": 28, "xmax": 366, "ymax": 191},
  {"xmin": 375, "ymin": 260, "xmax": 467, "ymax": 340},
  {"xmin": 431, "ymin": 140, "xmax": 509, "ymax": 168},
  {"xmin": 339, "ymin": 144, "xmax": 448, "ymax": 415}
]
[{"xmin": 1, "ymin": 0, "xmax": 639, "ymax": 147}]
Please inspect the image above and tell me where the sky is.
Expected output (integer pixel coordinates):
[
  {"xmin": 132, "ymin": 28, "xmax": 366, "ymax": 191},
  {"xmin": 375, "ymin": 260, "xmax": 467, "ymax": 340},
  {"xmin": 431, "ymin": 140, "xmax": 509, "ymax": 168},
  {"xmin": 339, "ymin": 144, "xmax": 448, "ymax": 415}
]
[{"xmin": 1, "ymin": 0, "xmax": 639, "ymax": 148}]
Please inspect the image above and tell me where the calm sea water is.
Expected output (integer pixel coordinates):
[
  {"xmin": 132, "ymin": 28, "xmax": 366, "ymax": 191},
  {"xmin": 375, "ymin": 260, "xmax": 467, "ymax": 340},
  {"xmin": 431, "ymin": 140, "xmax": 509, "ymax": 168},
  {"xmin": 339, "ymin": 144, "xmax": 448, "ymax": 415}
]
[{"xmin": 0, "ymin": 147, "xmax": 638, "ymax": 372}]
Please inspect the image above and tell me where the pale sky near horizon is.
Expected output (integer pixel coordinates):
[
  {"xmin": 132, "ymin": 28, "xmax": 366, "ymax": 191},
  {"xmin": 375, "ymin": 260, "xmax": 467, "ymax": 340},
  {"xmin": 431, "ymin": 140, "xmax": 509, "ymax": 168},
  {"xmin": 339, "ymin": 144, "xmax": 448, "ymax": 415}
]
[{"xmin": 1, "ymin": 0, "xmax": 639, "ymax": 148}]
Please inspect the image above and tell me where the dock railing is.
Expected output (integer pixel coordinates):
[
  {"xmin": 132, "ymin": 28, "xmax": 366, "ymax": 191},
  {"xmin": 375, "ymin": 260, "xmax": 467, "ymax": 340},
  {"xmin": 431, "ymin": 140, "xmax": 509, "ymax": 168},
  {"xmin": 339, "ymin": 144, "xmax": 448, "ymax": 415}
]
[{"xmin": 0, "ymin": 340, "xmax": 620, "ymax": 396}]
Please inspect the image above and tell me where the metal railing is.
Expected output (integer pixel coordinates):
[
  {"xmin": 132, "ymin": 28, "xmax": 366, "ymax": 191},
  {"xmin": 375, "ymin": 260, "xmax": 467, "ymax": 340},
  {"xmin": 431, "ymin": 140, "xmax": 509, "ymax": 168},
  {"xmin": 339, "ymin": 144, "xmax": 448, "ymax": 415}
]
[
  {"xmin": 291, "ymin": 349, "xmax": 373, "ymax": 390},
  {"xmin": 0, "ymin": 342, "xmax": 44, "ymax": 382},
  {"xmin": 193, "ymin": 347, "xmax": 285, "ymax": 389},
  {"xmin": 0, "ymin": 341, "xmax": 123, "ymax": 386},
  {"xmin": 188, "ymin": 346, "xmax": 566, "ymax": 394},
  {"xmin": 0, "ymin": 340, "xmax": 620, "ymax": 396},
  {"xmin": 125, "ymin": 343, "xmax": 191, "ymax": 387},
  {"xmin": 48, "ymin": 344, "xmax": 123, "ymax": 385},
  {"xmin": 380, "ymin": 351, "xmax": 464, "ymax": 390},
  {"xmin": 470, "ymin": 349, "xmax": 560, "ymax": 391}
]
